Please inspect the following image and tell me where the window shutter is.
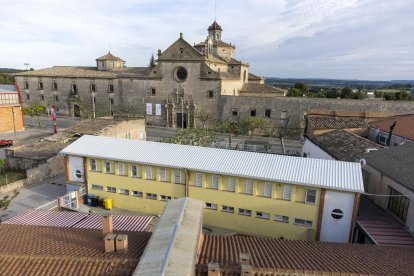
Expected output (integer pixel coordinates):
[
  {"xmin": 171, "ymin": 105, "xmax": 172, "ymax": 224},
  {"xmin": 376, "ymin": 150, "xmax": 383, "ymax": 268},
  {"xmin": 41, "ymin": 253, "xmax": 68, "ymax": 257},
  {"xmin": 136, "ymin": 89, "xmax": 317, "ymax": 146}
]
[
  {"xmin": 283, "ymin": 185, "xmax": 291, "ymax": 200},
  {"xmin": 195, "ymin": 173, "xmax": 202, "ymax": 187},
  {"xmin": 264, "ymin": 182, "xmax": 272, "ymax": 197},
  {"xmin": 228, "ymin": 177, "xmax": 236, "ymax": 192},
  {"xmin": 246, "ymin": 180, "xmax": 253, "ymax": 194},
  {"xmin": 174, "ymin": 170, "xmax": 181, "ymax": 183},
  {"xmin": 160, "ymin": 168, "xmax": 166, "ymax": 181},
  {"xmin": 212, "ymin": 175, "xmax": 219, "ymax": 189}
]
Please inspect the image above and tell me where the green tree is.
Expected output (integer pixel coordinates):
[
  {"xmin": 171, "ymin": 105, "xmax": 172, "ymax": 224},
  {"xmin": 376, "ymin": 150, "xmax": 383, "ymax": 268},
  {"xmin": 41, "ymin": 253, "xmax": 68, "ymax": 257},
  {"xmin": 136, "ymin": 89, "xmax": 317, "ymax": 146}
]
[
  {"xmin": 395, "ymin": 91, "xmax": 412, "ymax": 101},
  {"xmin": 216, "ymin": 121, "xmax": 240, "ymax": 146},
  {"xmin": 149, "ymin": 54, "xmax": 156, "ymax": 67},
  {"xmin": 353, "ymin": 90, "xmax": 367, "ymax": 100},
  {"xmin": 160, "ymin": 128, "xmax": 218, "ymax": 147},
  {"xmin": 23, "ymin": 104, "xmax": 46, "ymax": 126},
  {"xmin": 316, "ymin": 91, "xmax": 326, "ymax": 98},
  {"xmin": 326, "ymin": 88, "xmax": 340, "ymax": 98},
  {"xmin": 286, "ymin": 88, "xmax": 302, "ymax": 97},
  {"xmin": 294, "ymin": 82, "xmax": 308, "ymax": 94},
  {"xmin": 241, "ymin": 116, "xmax": 270, "ymax": 139},
  {"xmin": 0, "ymin": 73, "xmax": 15, "ymax": 84},
  {"xmin": 340, "ymin": 87, "xmax": 353, "ymax": 99},
  {"xmin": 0, "ymin": 160, "xmax": 5, "ymax": 175}
]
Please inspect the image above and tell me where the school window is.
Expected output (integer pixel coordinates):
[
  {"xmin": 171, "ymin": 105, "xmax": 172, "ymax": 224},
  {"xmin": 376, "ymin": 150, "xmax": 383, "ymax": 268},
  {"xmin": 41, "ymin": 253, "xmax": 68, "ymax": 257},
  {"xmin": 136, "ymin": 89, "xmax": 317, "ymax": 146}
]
[
  {"xmin": 232, "ymin": 109, "xmax": 238, "ymax": 117},
  {"xmin": 305, "ymin": 189, "xmax": 317, "ymax": 204},
  {"xmin": 118, "ymin": 162, "xmax": 126, "ymax": 175},
  {"xmin": 211, "ymin": 175, "xmax": 219, "ymax": 189},
  {"xmin": 228, "ymin": 177, "xmax": 236, "ymax": 192},
  {"xmin": 245, "ymin": 179, "xmax": 253, "ymax": 195},
  {"xmin": 52, "ymin": 82, "xmax": 58, "ymax": 90},
  {"xmin": 160, "ymin": 195, "xmax": 172, "ymax": 201},
  {"xmin": 195, "ymin": 173, "xmax": 202, "ymax": 187},
  {"xmin": 105, "ymin": 161, "xmax": 112, "ymax": 173},
  {"xmin": 132, "ymin": 191, "xmax": 143, "ymax": 197},
  {"xmin": 205, "ymin": 202, "xmax": 218, "ymax": 210},
  {"xmin": 40, "ymin": 95, "xmax": 45, "ymax": 101},
  {"xmin": 146, "ymin": 166, "xmax": 154, "ymax": 180},
  {"xmin": 89, "ymin": 159, "xmax": 97, "ymax": 171},
  {"xmin": 294, "ymin": 218, "xmax": 313, "ymax": 227},
  {"xmin": 106, "ymin": 186, "xmax": 116, "ymax": 193},
  {"xmin": 146, "ymin": 193, "xmax": 157, "ymax": 200},
  {"xmin": 150, "ymin": 88, "xmax": 156, "ymax": 95},
  {"xmin": 388, "ymin": 187, "xmax": 410, "ymax": 222},
  {"xmin": 159, "ymin": 168, "xmax": 167, "ymax": 181},
  {"xmin": 250, "ymin": 109, "xmax": 256, "ymax": 116},
  {"xmin": 174, "ymin": 170, "xmax": 182, "ymax": 184},
  {"xmin": 38, "ymin": 82, "xmax": 43, "ymax": 90},
  {"xmin": 238, "ymin": 208, "xmax": 251, "ymax": 216},
  {"xmin": 91, "ymin": 184, "xmax": 103, "ymax": 191},
  {"xmin": 108, "ymin": 84, "xmax": 114, "ymax": 93},
  {"xmin": 90, "ymin": 84, "xmax": 96, "ymax": 92},
  {"xmin": 24, "ymin": 82, "xmax": 29, "ymax": 89},
  {"xmin": 256, "ymin": 211, "xmax": 270, "ymax": 219},
  {"xmin": 131, "ymin": 165, "xmax": 140, "ymax": 177},
  {"xmin": 265, "ymin": 109, "xmax": 271, "ymax": 118},
  {"xmin": 54, "ymin": 95, "xmax": 59, "ymax": 102},
  {"xmin": 274, "ymin": 215, "xmax": 289, "ymax": 223},
  {"xmin": 207, "ymin": 90, "xmax": 214, "ymax": 99},
  {"xmin": 282, "ymin": 184, "xmax": 291, "ymax": 200},
  {"xmin": 221, "ymin": 205, "xmax": 234, "ymax": 213},
  {"xmin": 264, "ymin": 182, "xmax": 272, "ymax": 197},
  {"xmin": 119, "ymin": 188, "xmax": 129, "ymax": 195}
]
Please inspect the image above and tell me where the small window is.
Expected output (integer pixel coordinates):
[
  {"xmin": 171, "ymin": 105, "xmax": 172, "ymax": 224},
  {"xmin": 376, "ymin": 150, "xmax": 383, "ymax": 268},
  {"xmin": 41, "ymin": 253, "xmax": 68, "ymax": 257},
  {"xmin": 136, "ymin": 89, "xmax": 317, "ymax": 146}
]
[
  {"xmin": 106, "ymin": 186, "xmax": 116, "ymax": 193},
  {"xmin": 160, "ymin": 195, "xmax": 172, "ymax": 201},
  {"xmin": 146, "ymin": 193, "xmax": 157, "ymax": 200},
  {"xmin": 250, "ymin": 109, "xmax": 256, "ymax": 117},
  {"xmin": 232, "ymin": 109, "xmax": 238, "ymax": 117},
  {"xmin": 159, "ymin": 168, "xmax": 167, "ymax": 181},
  {"xmin": 54, "ymin": 95, "xmax": 59, "ymax": 102},
  {"xmin": 131, "ymin": 165, "xmax": 140, "ymax": 177},
  {"xmin": 72, "ymin": 84, "xmax": 77, "ymax": 94},
  {"xmin": 146, "ymin": 166, "xmax": 154, "ymax": 180},
  {"xmin": 24, "ymin": 82, "xmax": 29, "ymax": 89},
  {"xmin": 263, "ymin": 182, "xmax": 272, "ymax": 197},
  {"xmin": 52, "ymin": 82, "xmax": 58, "ymax": 90},
  {"xmin": 195, "ymin": 173, "xmax": 202, "ymax": 187},
  {"xmin": 91, "ymin": 184, "xmax": 103, "ymax": 191},
  {"xmin": 119, "ymin": 188, "xmax": 129, "ymax": 195},
  {"xmin": 207, "ymin": 90, "xmax": 214, "ymax": 99},
  {"xmin": 211, "ymin": 175, "xmax": 219, "ymax": 189},
  {"xmin": 221, "ymin": 205, "xmax": 234, "ymax": 213},
  {"xmin": 108, "ymin": 84, "xmax": 114, "ymax": 93},
  {"xmin": 118, "ymin": 162, "xmax": 126, "ymax": 175},
  {"xmin": 205, "ymin": 202, "xmax": 218, "ymax": 210},
  {"xmin": 238, "ymin": 208, "xmax": 251, "ymax": 216},
  {"xmin": 40, "ymin": 95, "xmax": 45, "ymax": 101},
  {"xmin": 133, "ymin": 191, "xmax": 143, "ymax": 197},
  {"xmin": 89, "ymin": 159, "xmax": 97, "ymax": 171},
  {"xmin": 105, "ymin": 161, "xmax": 112, "ymax": 173},
  {"xmin": 274, "ymin": 215, "xmax": 289, "ymax": 223},
  {"xmin": 151, "ymin": 88, "xmax": 156, "ymax": 95},
  {"xmin": 305, "ymin": 189, "xmax": 316, "ymax": 204},
  {"xmin": 174, "ymin": 170, "xmax": 182, "ymax": 184},
  {"xmin": 245, "ymin": 179, "xmax": 253, "ymax": 195},
  {"xmin": 110, "ymin": 98, "xmax": 114, "ymax": 105},
  {"xmin": 294, "ymin": 218, "xmax": 313, "ymax": 227},
  {"xmin": 256, "ymin": 211, "xmax": 270, "ymax": 219},
  {"xmin": 26, "ymin": 94, "xmax": 30, "ymax": 100},
  {"xmin": 90, "ymin": 84, "xmax": 96, "ymax": 92},
  {"xmin": 228, "ymin": 177, "xmax": 236, "ymax": 192},
  {"xmin": 38, "ymin": 82, "xmax": 44, "ymax": 90},
  {"xmin": 265, "ymin": 109, "xmax": 271, "ymax": 118},
  {"xmin": 331, "ymin": 209, "xmax": 344, "ymax": 220},
  {"xmin": 282, "ymin": 185, "xmax": 291, "ymax": 200}
]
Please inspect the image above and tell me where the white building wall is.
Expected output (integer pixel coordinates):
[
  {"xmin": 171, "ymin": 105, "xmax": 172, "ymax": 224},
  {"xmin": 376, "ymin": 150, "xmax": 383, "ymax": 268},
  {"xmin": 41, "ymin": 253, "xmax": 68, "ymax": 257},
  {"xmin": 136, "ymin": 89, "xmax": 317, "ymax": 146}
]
[{"xmin": 301, "ymin": 139, "xmax": 335, "ymax": 160}]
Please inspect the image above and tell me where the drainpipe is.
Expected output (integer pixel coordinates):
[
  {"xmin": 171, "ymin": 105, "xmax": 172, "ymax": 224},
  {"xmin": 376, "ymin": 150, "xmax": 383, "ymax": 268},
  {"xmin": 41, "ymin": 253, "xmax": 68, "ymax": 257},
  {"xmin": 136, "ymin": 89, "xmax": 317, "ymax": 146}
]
[
  {"xmin": 387, "ymin": 121, "xmax": 397, "ymax": 146},
  {"xmin": 184, "ymin": 168, "xmax": 189, "ymax": 197}
]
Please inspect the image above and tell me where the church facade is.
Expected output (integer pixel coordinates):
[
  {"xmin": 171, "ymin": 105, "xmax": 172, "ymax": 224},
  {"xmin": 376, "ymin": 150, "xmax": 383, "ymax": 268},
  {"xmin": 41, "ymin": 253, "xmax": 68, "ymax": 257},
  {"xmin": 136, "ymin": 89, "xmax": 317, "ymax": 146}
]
[{"xmin": 14, "ymin": 21, "xmax": 285, "ymax": 128}]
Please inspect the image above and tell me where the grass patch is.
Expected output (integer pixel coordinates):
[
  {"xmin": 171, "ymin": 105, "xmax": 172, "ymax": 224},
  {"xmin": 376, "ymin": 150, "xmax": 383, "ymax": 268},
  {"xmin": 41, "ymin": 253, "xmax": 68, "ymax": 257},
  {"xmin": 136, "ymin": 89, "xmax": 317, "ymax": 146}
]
[{"xmin": 0, "ymin": 170, "xmax": 27, "ymax": 186}]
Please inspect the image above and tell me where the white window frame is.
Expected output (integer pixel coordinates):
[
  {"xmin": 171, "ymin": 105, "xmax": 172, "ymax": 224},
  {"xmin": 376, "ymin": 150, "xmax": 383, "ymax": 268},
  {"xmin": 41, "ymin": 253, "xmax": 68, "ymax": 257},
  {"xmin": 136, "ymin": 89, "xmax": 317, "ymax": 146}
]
[
  {"xmin": 305, "ymin": 189, "xmax": 317, "ymax": 204},
  {"xmin": 228, "ymin": 177, "xmax": 236, "ymax": 192},
  {"xmin": 89, "ymin": 159, "xmax": 97, "ymax": 171},
  {"xmin": 132, "ymin": 190, "xmax": 143, "ymax": 197},
  {"xmin": 160, "ymin": 195, "xmax": 172, "ymax": 201},
  {"xmin": 245, "ymin": 179, "xmax": 253, "ymax": 195},
  {"xmin": 283, "ymin": 184, "xmax": 291, "ymax": 200},
  {"xmin": 159, "ymin": 168, "xmax": 167, "ymax": 181},
  {"xmin": 174, "ymin": 170, "xmax": 182, "ymax": 184},
  {"xmin": 238, "ymin": 208, "xmax": 251, "ymax": 216},
  {"xmin": 146, "ymin": 166, "xmax": 154, "ymax": 180},
  {"xmin": 294, "ymin": 218, "xmax": 313, "ymax": 227},
  {"xmin": 146, "ymin": 193, "xmax": 157, "ymax": 200},
  {"xmin": 91, "ymin": 184, "xmax": 103, "ymax": 191},
  {"xmin": 256, "ymin": 211, "xmax": 270, "ymax": 219},
  {"xmin": 264, "ymin": 182, "xmax": 272, "ymax": 197},
  {"xmin": 105, "ymin": 161, "xmax": 112, "ymax": 173},
  {"xmin": 119, "ymin": 188, "xmax": 129, "ymax": 195},
  {"xmin": 221, "ymin": 205, "xmax": 234, "ymax": 213},
  {"xmin": 131, "ymin": 165, "xmax": 140, "ymax": 177},
  {"xmin": 106, "ymin": 186, "xmax": 116, "ymax": 193},
  {"xmin": 205, "ymin": 202, "xmax": 218, "ymax": 210},
  {"xmin": 195, "ymin": 173, "xmax": 202, "ymax": 187},
  {"xmin": 274, "ymin": 215, "xmax": 289, "ymax": 223},
  {"xmin": 211, "ymin": 175, "xmax": 219, "ymax": 189},
  {"xmin": 118, "ymin": 162, "xmax": 126, "ymax": 176}
]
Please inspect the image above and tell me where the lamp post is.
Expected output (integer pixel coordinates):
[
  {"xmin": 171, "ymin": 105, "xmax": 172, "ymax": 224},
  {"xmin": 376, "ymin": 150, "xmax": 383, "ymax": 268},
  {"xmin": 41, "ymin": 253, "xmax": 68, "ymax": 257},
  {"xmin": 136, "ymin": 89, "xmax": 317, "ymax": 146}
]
[{"xmin": 92, "ymin": 92, "xmax": 96, "ymax": 119}]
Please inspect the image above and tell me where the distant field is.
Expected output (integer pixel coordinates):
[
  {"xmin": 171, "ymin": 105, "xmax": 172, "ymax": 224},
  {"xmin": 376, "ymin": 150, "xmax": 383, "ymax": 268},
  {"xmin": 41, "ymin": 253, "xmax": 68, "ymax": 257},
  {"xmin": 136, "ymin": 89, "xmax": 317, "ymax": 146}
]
[{"xmin": 376, "ymin": 89, "xmax": 409, "ymax": 93}]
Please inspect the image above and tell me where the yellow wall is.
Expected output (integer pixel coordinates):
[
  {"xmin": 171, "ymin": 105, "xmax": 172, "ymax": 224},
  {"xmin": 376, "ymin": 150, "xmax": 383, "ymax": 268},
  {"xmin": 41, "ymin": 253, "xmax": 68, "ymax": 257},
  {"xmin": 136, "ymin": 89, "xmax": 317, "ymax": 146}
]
[{"xmin": 84, "ymin": 157, "xmax": 343, "ymax": 240}]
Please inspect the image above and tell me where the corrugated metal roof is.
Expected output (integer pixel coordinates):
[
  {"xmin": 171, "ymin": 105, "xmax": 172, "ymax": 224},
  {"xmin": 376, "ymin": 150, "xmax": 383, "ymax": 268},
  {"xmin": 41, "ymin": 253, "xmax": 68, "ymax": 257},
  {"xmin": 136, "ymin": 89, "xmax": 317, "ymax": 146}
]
[
  {"xmin": 60, "ymin": 135, "xmax": 364, "ymax": 193},
  {"xmin": 0, "ymin": 84, "xmax": 17, "ymax": 92},
  {"xmin": 2, "ymin": 210, "xmax": 153, "ymax": 232}
]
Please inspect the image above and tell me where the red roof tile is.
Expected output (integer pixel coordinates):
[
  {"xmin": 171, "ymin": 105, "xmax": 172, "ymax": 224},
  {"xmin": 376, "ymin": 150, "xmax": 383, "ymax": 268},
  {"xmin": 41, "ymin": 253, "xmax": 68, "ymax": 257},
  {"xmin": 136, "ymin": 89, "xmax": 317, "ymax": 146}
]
[
  {"xmin": 197, "ymin": 234, "xmax": 414, "ymax": 275},
  {"xmin": 369, "ymin": 114, "xmax": 414, "ymax": 141}
]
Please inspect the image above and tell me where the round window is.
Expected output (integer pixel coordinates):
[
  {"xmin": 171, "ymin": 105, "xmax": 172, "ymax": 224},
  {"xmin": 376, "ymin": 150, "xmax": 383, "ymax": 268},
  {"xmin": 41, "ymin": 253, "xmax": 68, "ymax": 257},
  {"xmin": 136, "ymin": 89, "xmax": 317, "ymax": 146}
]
[
  {"xmin": 331, "ymin": 209, "xmax": 344, "ymax": 220},
  {"xmin": 174, "ymin": 66, "xmax": 187, "ymax": 82},
  {"xmin": 75, "ymin": 170, "xmax": 82, "ymax": 179}
]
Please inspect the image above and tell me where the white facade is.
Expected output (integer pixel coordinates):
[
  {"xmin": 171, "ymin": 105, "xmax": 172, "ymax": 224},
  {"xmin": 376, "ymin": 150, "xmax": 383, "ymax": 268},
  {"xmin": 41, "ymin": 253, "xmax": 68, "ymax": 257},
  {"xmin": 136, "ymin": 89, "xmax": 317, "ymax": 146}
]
[
  {"xmin": 368, "ymin": 127, "xmax": 412, "ymax": 147},
  {"xmin": 68, "ymin": 156, "xmax": 84, "ymax": 183},
  {"xmin": 301, "ymin": 138, "xmax": 335, "ymax": 160}
]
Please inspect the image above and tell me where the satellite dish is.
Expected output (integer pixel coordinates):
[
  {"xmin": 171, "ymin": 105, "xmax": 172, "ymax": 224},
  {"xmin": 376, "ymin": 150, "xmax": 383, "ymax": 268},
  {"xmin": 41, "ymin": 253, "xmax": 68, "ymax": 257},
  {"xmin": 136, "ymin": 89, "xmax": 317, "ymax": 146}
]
[{"xmin": 360, "ymin": 158, "xmax": 367, "ymax": 167}]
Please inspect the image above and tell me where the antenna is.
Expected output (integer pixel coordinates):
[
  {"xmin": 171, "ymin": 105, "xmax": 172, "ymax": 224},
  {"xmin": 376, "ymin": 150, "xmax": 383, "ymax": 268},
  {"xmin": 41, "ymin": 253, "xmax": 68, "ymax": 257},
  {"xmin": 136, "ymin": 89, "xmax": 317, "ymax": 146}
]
[
  {"xmin": 24, "ymin": 63, "xmax": 30, "ymax": 70},
  {"xmin": 108, "ymin": 43, "xmax": 111, "ymax": 52},
  {"xmin": 214, "ymin": 0, "xmax": 217, "ymax": 21}
]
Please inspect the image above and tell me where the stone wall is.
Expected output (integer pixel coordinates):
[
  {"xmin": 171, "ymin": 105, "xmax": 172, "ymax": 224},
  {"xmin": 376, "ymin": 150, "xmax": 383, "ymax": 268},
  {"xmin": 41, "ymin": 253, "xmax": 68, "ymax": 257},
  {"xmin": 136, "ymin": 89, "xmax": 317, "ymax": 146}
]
[
  {"xmin": 99, "ymin": 118, "xmax": 146, "ymax": 140},
  {"xmin": 0, "ymin": 179, "xmax": 27, "ymax": 195},
  {"xmin": 26, "ymin": 154, "xmax": 65, "ymax": 184}
]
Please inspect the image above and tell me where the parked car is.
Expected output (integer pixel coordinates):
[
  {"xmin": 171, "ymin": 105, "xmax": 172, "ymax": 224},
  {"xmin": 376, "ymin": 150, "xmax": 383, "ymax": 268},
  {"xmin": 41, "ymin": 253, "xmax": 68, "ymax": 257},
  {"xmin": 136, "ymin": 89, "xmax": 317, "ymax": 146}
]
[{"xmin": 0, "ymin": 140, "xmax": 13, "ymax": 147}]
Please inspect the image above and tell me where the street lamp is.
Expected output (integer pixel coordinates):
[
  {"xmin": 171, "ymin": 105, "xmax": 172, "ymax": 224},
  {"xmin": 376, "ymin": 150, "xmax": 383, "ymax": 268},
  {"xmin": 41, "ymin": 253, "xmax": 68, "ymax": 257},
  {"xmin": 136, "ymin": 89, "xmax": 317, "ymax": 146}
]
[{"xmin": 91, "ymin": 92, "xmax": 96, "ymax": 119}]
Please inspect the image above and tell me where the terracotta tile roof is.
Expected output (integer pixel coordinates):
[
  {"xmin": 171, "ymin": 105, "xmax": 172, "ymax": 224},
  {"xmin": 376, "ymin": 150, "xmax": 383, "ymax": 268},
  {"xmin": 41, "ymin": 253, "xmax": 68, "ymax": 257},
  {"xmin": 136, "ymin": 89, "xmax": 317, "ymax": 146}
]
[
  {"xmin": 215, "ymin": 40, "xmax": 235, "ymax": 48},
  {"xmin": 218, "ymin": 71, "xmax": 240, "ymax": 79},
  {"xmin": 0, "ymin": 224, "xmax": 151, "ymax": 276},
  {"xmin": 307, "ymin": 115, "xmax": 368, "ymax": 130},
  {"xmin": 369, "ymin": 114, "xmax": 414, "ymax": 141},
  {"xmin": 309, "ymin": 129, "xmax": 384, "ymax": 162},
  {"xmin": 239, "ymin": 83, "xmax": 286, "ymax": 95},
  {"xmin": 196, "ymin": 234, "xmax": 414, "ymax": 275},
  {"xmin": 15, "ymin": 66, "xmax": 118, "ymax": 78},
  {"xmin": 248, "ymin": 73, "xmax": 262, "ymax": 81},
  {"xmin": 208, "ymin": 20, "xmax": 222, "ymax": 31},
  {"xmin": 65, "ymin": 118, "xmax": 122, "ymax": 135},
  {"xmin": 96, "ymin": 51, "xmax": 125, "ymax": 62}
]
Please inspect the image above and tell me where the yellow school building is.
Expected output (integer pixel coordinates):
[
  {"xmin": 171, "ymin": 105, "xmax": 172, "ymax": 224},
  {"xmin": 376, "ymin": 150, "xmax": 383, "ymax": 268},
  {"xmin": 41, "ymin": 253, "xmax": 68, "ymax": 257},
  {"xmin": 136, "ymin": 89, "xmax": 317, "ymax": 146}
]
[{"xmin": 61, "ymin": 135, "xmax": 363, "ymax": 242}]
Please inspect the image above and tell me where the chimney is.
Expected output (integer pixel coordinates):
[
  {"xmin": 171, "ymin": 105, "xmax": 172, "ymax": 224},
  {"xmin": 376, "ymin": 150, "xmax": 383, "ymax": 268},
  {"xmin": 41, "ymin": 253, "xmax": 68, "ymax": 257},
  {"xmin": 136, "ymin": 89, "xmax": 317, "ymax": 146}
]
[
  {"xmin": 103, "ymin": 215, "xmax": 113, "ymax": 237},
  {"xmin": 207, "ymin": 263, "xmax": 220, "ymax": 276},
  {"xmin": 387, "ymin": 121, "xmax": 397, "ymax": 146},
  {"xmin": 239, "ymin": 253, "xmax": 250, "ymax": 265},
  {"xmin": 180, "ymin": 32, "xmax": 183, "ymax": 39},
  {"xmin": 104, "ymin": 233, "xmax": 117, "ymax": 252},
  {"xmin": 240, "ymin": 264, "xmax": 253, "ymax": 275},
  {"xmin": 116, "ymin": 234, "xmax": 128, "ymax": 252}
]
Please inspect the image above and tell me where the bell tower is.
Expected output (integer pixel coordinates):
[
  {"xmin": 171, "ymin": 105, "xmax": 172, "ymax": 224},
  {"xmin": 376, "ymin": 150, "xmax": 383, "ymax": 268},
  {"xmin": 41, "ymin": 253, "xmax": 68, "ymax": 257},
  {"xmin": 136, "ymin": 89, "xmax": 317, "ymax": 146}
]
[{"xmin": 208, "ymin": 21, "xmax": 222, "ymax": 41}]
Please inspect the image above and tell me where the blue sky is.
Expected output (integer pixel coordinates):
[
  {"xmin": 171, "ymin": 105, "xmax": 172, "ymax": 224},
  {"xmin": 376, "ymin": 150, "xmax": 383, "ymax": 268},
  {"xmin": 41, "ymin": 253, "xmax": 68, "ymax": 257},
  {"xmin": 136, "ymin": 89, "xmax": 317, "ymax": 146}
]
[{"xmin": 1, "ymin": 0, "xmax": 413, "ymax": 80}]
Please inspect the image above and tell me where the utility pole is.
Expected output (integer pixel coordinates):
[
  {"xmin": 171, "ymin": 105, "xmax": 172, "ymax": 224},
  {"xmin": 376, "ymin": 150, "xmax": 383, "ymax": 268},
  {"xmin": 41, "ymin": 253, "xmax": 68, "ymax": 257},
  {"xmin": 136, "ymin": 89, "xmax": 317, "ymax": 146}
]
[
  {"xmin": 92, "ymin": 92, "xmax": 96, "ymax": 119},
  {"xmin": 11, "ymin": 108, "xmax": 17, "ymax": 140}
]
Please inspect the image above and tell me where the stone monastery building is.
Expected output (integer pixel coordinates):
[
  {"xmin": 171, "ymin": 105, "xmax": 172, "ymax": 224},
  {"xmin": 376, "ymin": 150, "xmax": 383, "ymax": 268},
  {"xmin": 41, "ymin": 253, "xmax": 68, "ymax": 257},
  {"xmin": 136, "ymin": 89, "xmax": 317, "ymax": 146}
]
[{"xmin": 15, "ymin": 21, "xmax": 285, "ymax": 128}]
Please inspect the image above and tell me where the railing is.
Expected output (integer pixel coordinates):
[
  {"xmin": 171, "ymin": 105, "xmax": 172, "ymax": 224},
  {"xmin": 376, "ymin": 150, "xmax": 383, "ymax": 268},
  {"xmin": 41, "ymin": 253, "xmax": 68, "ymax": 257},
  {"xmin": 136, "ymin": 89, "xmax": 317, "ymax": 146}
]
[
  {"xmin": 35, "ymin": 199, "xmax": 58, "ymax": 211},
  {"xmin": 35, "ymin": 185, "xmax": 86, "ymax": 211}
]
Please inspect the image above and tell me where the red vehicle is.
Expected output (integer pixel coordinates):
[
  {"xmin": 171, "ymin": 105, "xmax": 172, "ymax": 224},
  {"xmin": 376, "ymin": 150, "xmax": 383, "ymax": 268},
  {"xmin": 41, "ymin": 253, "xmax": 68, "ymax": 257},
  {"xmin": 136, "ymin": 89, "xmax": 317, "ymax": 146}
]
[{"xmin": 0, "ymin": 140, "xmax": 13, "ymax": 147}]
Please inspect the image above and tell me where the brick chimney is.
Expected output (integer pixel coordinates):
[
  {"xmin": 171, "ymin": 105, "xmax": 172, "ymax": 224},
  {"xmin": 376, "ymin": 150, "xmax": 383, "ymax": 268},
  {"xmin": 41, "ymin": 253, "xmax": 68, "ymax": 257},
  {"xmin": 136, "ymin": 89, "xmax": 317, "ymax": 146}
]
[
  {"xmin": 104, "ymin": 233, "xmax": 117, "ymax": 252},
  {"xmin": 239, "ymin": 253, "xmax": 250, "ymax": 265},
  {"xmin": 116, "ymin": 234, "xmax": 128, "ymax": 252},
  {"xmin": 207, "ymin": 263, "xmax": 220, "ymax": 276},
  {"xmin": 102, "ymin": 215, "xmax": 113, "ymax": 237}
]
